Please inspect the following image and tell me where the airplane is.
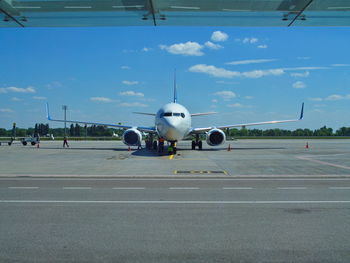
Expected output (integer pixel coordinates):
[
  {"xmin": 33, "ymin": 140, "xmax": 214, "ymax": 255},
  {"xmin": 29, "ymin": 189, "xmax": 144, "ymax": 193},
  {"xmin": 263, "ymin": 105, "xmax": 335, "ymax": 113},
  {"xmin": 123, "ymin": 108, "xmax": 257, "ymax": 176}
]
[{"xmin": 46, "ymin": 84, "xmax": 304, "ymax": 154}]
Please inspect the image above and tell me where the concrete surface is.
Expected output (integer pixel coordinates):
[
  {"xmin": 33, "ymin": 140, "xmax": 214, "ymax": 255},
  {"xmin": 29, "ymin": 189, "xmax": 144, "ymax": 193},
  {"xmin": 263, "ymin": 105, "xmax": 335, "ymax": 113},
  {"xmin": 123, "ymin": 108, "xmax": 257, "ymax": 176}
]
[{"xmin": 0, "ymin": 139, "xmax": 349, "ymax": 176}]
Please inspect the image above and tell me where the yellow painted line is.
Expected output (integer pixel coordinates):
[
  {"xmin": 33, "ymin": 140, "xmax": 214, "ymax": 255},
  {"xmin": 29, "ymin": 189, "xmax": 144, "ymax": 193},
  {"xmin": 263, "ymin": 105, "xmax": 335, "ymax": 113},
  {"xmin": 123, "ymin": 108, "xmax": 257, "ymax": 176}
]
[{"xmin": 169, "ymin": 155, "xmax": 174, "ymax": 160}]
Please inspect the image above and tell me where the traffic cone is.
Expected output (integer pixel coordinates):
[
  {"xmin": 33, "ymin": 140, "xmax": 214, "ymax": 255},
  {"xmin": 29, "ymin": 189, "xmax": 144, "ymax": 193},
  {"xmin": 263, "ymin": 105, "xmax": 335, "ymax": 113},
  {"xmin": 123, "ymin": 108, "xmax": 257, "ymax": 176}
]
[
  {"xmin": 305, "ymin": 142, "xmax": 309, "ymax": 149},
  {"xmin": 128, "ymin": 146, "xmax": 131, "ymax": 151},
  {"xmin": 227, "ymin": 144, "xmax": 231, "ymax": 151},
  {"xmin": 36, "ymin": 143, "xmax": 40, "ymax": 148}
]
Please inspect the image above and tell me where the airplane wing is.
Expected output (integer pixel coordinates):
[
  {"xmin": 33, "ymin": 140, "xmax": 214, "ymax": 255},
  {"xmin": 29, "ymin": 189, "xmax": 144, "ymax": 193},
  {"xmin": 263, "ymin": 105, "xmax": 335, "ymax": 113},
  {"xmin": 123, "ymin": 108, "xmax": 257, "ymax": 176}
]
[
  {"xmin": 132, "ymin": 112, "xmax": 156, "ymax": 116},
  {"xmin": 191, "ymin": 112, "xmax": 217, "ymax": 117},
  {"xmin": 190, "ymin": 103, "xmax": 304, "ymax": 134},
  {"xmin": 46, "ymin": 103, "xmax": 156, "ymax": 133}
]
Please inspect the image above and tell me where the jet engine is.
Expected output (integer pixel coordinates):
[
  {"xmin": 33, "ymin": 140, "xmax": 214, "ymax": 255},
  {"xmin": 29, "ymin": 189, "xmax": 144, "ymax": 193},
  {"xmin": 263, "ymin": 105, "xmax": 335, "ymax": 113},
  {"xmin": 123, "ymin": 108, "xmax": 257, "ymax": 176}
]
[
  {"xmin": 122, "ymin": 128, "xmax": 142, "ymax": 146},
  {"xmin": 206, "ymin": 128, "xmax": 226, "ymax": 146}
]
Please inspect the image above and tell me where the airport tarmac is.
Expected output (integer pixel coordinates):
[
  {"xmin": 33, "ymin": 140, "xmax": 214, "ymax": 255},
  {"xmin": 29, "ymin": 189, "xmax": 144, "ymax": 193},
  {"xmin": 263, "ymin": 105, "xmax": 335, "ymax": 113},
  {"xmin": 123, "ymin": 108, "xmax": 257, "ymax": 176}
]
[
  {"xmin": 1, "ymin": 140, "xmax": 350, "ymax": 262},
  {"xmin": 0, "ymin": 139, "xmax": 349, "ymax": 176},
  {"xmin": 1, "ymin": 177, "xmax": 350, "ymax": 262}
]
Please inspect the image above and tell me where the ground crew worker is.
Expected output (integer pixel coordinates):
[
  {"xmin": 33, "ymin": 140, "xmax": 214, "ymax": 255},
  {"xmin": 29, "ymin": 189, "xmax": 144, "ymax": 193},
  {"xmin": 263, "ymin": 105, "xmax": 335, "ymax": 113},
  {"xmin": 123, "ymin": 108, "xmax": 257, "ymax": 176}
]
[
  {"xmin": 63, "ymin": 136, "xmax": 69, "ymax": 148},
  {"xmin": 168, "ymin": 145, "xmax": 173, "ymax": 155},
  {"xmin": 158, "ymin": 137, "xmax": 165, "ymax": 153}
]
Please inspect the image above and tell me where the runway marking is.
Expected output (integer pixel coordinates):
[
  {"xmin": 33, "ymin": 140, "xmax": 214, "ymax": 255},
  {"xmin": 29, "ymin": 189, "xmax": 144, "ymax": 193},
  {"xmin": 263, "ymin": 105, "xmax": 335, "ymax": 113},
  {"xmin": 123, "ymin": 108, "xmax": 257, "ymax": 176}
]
[
  {"xmin": 7, "ymin": 187, "xmax": 39, "ymax": 189},
  {"xmin": 169, "ymin": 155, "xmax": 174, "ymax": 160},
  {"xmin": 297, "ymin": 156, "xmax": 350, "ymax": 171},
  {"xmin": 168, "ymin": 187, "xmax": 200, "ymax": 190},
  {"xmin": 329, "ymin": 187, "xmax": 350, "ymax": 190},
  {"xmin": 2, "ymin": 178, "xmax": 350, "ymax": 181},
  {"xmin": 223, "ymin": 187, "xmax": 253, "ymax": 190},
  {"xmin": 1, "ymin": 200, "xmax": 350, "ymax": 204},
  {"xmin": 112, "ymin": 187, "xmax": 145, "ymax": 190},
  {"xmin": 63, "ymin": 187, "xmax": 92, "ymax": 190},
  {"xmin": 277, "ymin": 187, "xmax": 308, "ymax": 190}
]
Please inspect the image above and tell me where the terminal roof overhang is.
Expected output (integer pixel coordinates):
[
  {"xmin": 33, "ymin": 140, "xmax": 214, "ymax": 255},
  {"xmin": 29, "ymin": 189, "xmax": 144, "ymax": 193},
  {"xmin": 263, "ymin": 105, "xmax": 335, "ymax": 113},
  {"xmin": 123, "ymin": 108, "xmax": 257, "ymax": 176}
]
[{"xmin": 1, "ymin": 0, "xmax": 350, "ymax": 27}]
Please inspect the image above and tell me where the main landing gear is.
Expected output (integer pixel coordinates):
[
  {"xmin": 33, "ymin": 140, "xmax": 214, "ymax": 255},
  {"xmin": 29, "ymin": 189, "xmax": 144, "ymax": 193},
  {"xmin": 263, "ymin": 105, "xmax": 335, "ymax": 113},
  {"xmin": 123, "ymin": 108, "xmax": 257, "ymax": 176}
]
[{"xmin": 191, "ymin": 134, "xmax": 202, "ymax": 150}]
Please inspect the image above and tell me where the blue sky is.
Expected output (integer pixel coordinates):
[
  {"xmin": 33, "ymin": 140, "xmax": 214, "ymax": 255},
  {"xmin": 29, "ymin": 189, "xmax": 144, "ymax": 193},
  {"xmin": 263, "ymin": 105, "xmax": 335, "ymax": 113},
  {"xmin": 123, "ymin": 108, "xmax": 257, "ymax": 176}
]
[{"xmin": 0, "ymin": 26, "xmax": 350, "ymax": 130}]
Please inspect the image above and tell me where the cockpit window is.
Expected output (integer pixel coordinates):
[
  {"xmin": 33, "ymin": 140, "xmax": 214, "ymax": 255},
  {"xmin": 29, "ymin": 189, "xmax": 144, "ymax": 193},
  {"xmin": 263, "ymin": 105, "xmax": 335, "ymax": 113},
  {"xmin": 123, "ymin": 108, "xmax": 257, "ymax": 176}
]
[{"xmin": 161, "ymin": 112, "xmax": 185, "ymax": 118}]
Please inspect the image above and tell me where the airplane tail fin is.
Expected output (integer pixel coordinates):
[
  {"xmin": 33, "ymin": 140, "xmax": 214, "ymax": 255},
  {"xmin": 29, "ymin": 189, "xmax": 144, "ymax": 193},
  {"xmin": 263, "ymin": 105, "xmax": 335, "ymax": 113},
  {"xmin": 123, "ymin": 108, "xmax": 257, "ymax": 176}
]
[
  {"xmin": 173, "ymin": 69, "xmax": 177, "ymax": 103},
  {"xmin": 46, "ymin": 102, "xmax": 52, "ymax": 120},
  {"xmin": 299, "ymin": 102, "xmax": 304, "ymax": 120}
]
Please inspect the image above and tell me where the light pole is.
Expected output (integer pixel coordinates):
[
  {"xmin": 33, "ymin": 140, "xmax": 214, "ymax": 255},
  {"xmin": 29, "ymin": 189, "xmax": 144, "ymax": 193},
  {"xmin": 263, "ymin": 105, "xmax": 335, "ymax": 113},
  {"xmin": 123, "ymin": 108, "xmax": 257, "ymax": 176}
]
[{"xmin": 62, "ymin": 105, "xmax": 67, "ymax": 138}]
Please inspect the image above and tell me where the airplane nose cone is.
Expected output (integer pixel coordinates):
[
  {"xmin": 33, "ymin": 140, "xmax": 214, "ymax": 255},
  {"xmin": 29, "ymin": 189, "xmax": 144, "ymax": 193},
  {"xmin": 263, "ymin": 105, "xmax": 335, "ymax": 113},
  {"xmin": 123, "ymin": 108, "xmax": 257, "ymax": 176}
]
[{"xmin": 163, "ymin": 118, "xmax": 182, "ymax": 141}]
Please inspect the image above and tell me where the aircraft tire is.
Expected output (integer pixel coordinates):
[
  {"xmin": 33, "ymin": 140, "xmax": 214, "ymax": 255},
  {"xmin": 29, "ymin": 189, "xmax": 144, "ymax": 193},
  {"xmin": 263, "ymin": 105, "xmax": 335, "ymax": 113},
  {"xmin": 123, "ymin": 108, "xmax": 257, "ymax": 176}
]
[
  {"xmin": 31, "ymin": 142, "xmax": 36, "ymax": 146},
  {"xmin": 173, "ymin": 147, "xmax": 177, "ymax": 154},
  {"xmin": 8, "ymin": 142, "xmax": 11, "ymax": 146},
  {"xmin": 22, "ymin": 141, "xmax": 27, "ymax": 146},
  {"xmin": 191, "ymin": 141, "xmax": 196, "ymax": 150},
  {"xmin": 198, "ymin": 141, "xmax": 202, "ymax": 150}
]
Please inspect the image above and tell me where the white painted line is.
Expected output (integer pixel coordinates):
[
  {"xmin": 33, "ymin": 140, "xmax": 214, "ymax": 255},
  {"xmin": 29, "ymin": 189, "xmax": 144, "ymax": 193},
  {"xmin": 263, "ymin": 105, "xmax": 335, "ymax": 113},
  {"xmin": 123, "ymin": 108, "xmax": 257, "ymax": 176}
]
[
  {"xmin": 277, "ymin": 187, "xmax": 307, "ymax": 190},
  {"xmin": 63, "ymin": 187, "xmax": 92, "ymax": 190},
  {"xmin": 8, "ymin": 187, "xmax": 39, "ymax": 189},
  {"xmin": 112, "ymin": 187, "xmax": 145, "ymax": 190},
  {"xmin": 223, "ymin": 187, "xmax": 253, "ymax": 190},
  {"xmin": 168, "ymin": 187, "xmax": 200, "ymax": 190},
  {"xmin": 329, "ymin": 187, "xmax": 350, "ymax": 190},
  {"xmin": 1, "ymin": 200, "xmax": 350, "ymax": 204},
  {"xmin": 2, "ymin": 177, "xmax": 350, "ymax": 181}
]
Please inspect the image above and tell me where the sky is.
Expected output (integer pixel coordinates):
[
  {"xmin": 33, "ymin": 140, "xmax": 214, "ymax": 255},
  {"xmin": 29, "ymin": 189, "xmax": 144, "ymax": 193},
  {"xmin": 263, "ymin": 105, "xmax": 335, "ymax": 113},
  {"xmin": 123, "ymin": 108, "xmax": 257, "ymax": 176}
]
[{"xmin": 0, "ymin": 26, "xmax": 350, "ymax": 130}]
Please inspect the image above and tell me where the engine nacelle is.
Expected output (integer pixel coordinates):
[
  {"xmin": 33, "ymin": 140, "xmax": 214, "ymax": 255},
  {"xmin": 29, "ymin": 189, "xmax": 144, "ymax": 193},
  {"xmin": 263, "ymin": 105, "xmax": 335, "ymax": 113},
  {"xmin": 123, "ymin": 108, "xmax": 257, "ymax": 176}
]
[
  {"xmin": 122, "ymin": 128, "xmax": 142, "ymax": 146},
  {"xmin": 206, "ymin": 128, "xmax": 226, "ymax": 146}
]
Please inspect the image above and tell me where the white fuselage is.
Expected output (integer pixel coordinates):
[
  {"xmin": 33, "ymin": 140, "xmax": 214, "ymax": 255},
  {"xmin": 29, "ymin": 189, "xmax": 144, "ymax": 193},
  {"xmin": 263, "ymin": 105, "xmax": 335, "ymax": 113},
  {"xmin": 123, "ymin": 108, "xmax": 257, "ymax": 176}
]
[{"xmin": 155, "ymin": 103, "xmax": 191, "ymax": 141}]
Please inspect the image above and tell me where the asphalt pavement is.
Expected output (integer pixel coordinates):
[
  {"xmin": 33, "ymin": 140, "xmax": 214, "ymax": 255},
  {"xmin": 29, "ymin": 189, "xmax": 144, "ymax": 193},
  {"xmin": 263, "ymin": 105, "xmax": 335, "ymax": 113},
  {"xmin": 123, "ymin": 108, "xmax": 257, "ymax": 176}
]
[{"xmin": 1, "ymin": 177, "xmax": 350, "ymax": 262}]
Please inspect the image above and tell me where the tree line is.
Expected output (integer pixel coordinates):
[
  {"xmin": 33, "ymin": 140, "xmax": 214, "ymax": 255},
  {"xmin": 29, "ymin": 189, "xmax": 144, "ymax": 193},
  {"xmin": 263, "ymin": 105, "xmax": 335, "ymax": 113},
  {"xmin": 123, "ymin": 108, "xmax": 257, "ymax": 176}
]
[{"xmin": 0, "ymin": 124, "xmax": 350, "ymax": 137}]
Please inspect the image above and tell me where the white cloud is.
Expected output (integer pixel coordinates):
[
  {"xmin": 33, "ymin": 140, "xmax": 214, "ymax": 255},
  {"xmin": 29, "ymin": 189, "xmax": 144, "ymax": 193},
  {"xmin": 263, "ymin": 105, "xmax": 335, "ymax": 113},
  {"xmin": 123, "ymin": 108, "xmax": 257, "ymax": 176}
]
[
  {"xmin": 283, "ymin": 66, "xmax": 328, "ymax": 71},
  {"xmin": 309, "ymin": 94, "xmax": 350, "ymax": 102},
  {"xmin": 325, "ymin": 94, "xmax": 350, "ymax": 101},
  {"xmin": 242, "ymin": 37, "xmax": 258, "ymax": 44},
  {"xmin": 121, "ymin": 66, "xmax": 130, "ymax": 70},
  {"xmin": 11, "ymin": 97, "xmax": 23, "ymax": 101},
  {"xmin": 297, "ymin": 57, "xmax": 310, "ymax": 60},
  {"xmin": 32, "ymin": 96, "xmax": 47, "ymax": 100},
  {"xmin": 0, "ymin": 108, "xmax": 14, "ymax": 113},
  {"xmin": 204, "ymin": 41, "xmax": 223, "ymax": 50},
  {"xmin": 142, "ymin": 47, "xmax": 152, "ymax": 52},
  {"xmin": 331, "ymin": 64, "xmax": 349, "ymax": 67},
  {"xmin": 211, "ymin": 31, "xmax": 228, "ymax": 42},
  {"xmin": 290, "ymin": 71, "xmax": 310, "ymax": 78},
  {"xmin": 0, "ymin": 86, "xmax": 36, "ymax": 93},
  {"xmin": 189, "ymin": 64, "xmax": 284, "ymax": 79},
  {"xmin": 46, "ymin": 81, "xmax": 63, "ymax": 90},
  {"xmin": 214, "ymin": 91, "xmax": 236, "ymax": 100},
  {"xmin": 122, "ymin": 80, "xmax": 139, "ymax": 85},
  {"xmin": 292, "ymin": 81, "xmax": 306, "ymax": 89},
  {"xmin": 227, "ymin": 103, "xmax": 245, "ymax": 108},
  {"xmin": 226, "ymin": 59, "xmax": 276, "ymax": 65},
  {"xmin": 159, "ymin": 41, "xmax": 204, "ymax": 56},
  {"xmin": 241, "ymin": 69, "xmax": 284, "ymax": 78},
  {"xmin": 244, "ymin": 96, "xmax": 254, "ymax": 99},
  {"xmin": 211, "ymin": 99, "xmax": 218, "ymax": 103},
  {"xmin": 119, "ymin": 91, "xmax": 144, "ymax": 97},
  {"xmin": 90, "ymin": 97, "xmax": 113, "ymax": 103},
  {"xmin": 189, "ymin": 64, "xmax": 240, "ymax": 78},
  {"xmin": 119, "ymin": 102, "xmax": 148, "ymax": 107},
  {"xmin": 257, "ymin": 45, "xmax": 268, "ymax": 49}
]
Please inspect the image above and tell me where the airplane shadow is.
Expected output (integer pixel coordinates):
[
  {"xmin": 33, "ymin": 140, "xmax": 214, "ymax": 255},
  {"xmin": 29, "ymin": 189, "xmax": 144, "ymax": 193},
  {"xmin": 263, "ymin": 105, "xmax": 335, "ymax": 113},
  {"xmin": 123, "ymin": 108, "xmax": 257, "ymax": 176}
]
[{"xmin": 40, "ymin": 147, "xmax": 124, "ymax": 151}]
